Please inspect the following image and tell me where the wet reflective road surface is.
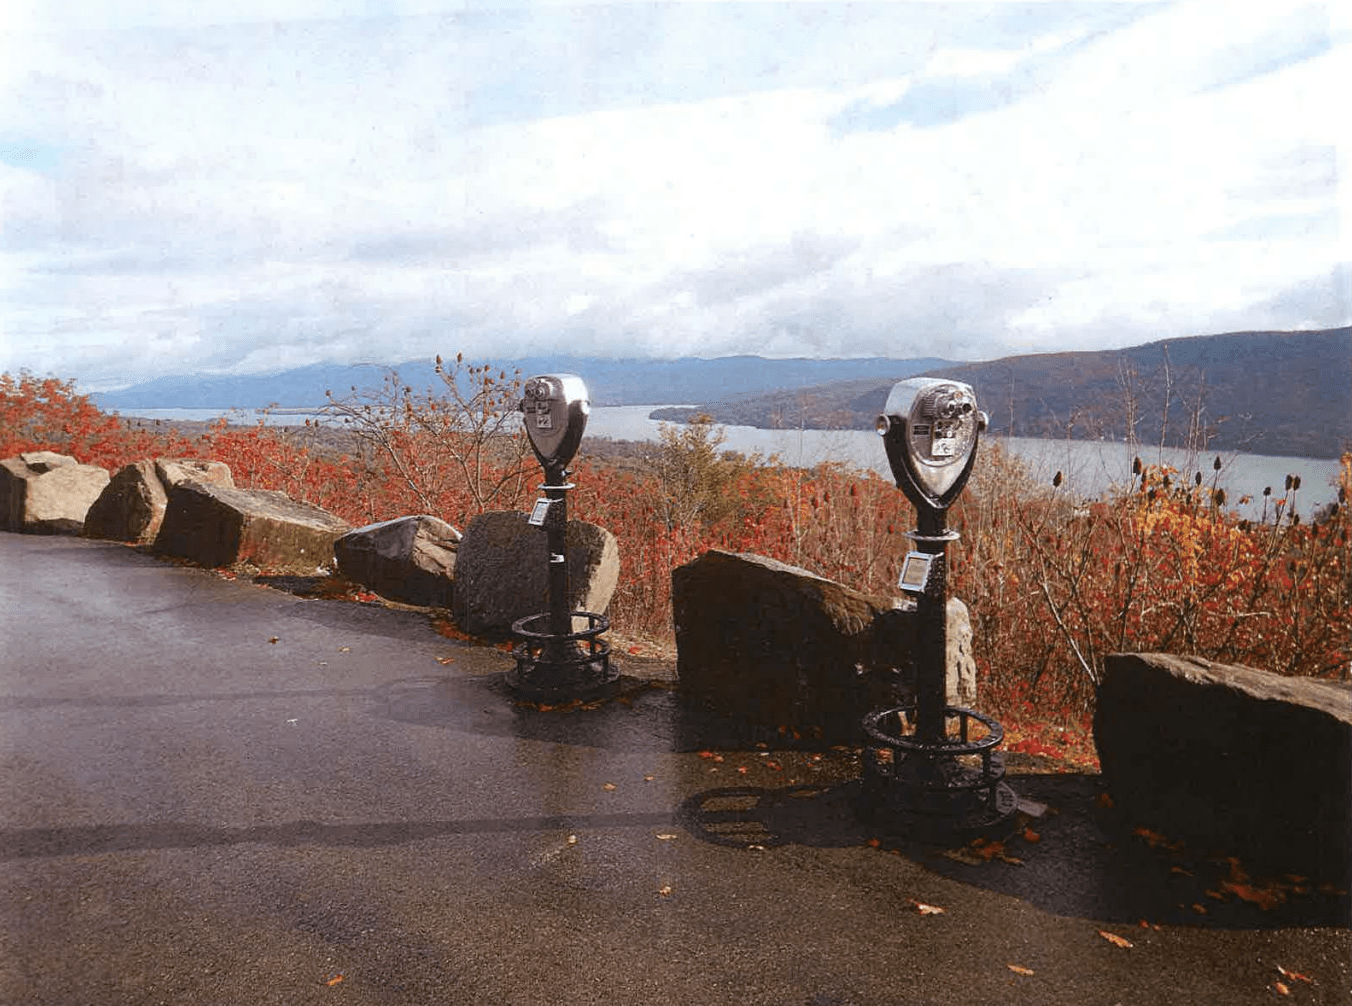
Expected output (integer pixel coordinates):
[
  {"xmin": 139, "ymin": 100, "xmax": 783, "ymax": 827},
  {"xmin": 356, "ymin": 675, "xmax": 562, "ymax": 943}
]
[{"xmin": 2, "ymin": 535, "xmax": 1348, "ymax": 1005}]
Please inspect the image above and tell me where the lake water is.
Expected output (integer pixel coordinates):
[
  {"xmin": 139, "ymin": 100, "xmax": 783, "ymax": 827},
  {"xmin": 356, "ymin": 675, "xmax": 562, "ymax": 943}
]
[{"xmin": 125, "ymin": 405, "xmax": 1344, "ymax": 520}]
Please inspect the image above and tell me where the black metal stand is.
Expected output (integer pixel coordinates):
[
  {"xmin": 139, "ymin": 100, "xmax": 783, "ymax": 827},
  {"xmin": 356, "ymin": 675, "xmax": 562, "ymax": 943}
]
[
  {"xmin": 859, "ymin": 507, "xmax": 1016, "ymax": 839},
  {"xmin": 507, "ymin": 462, "xmax": 617, "ymax": 700}
]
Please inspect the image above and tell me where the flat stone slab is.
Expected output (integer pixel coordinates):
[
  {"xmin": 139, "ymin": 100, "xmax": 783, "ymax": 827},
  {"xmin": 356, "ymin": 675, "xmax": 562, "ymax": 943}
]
[
  {"xmin": 153, "ymin": 480, "xmax": 349, "ymax": 574},
  {"xmin": 1095, "ymin": 652, "xmax": 1352, "ymax": 883}
]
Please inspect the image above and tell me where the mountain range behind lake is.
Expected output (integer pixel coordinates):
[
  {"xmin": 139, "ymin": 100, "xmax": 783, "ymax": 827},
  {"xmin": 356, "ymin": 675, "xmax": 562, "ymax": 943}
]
[
  {"xmin": 94, "ymin": 327, "xmax": 1350, "ymax": 459},
  {"xmin": 653, "ymin": 328, "xmax": 1351, "ymax": 460}
]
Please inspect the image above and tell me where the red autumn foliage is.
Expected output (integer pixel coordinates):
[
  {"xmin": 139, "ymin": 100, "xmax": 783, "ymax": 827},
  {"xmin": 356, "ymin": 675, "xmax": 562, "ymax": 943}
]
[{"xmin": 4, "ymin": 364, "xmax": 1348, "ymax": 733}]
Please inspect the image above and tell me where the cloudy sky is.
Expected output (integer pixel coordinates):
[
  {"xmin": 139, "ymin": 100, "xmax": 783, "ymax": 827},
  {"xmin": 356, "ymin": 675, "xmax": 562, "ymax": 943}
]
[{"xmin": 0, "ymin": 1, "xmax": 1347, "ymax": 391}]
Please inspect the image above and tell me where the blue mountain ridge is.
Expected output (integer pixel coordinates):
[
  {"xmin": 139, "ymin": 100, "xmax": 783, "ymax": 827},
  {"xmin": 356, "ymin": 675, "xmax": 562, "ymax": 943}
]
[{"xmin": 91, "ymin": 355, "xmax": 958, "ymax": 410}]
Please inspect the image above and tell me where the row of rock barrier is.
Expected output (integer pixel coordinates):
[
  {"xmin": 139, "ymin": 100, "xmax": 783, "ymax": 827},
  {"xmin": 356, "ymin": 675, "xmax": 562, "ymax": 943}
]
[
  {"xmin": 1, "ymin": 451, "xmax": 621, "ymax": 639},
  {"xmin": 7, "ymin": 453, "xmax": 1346, "ymax": 883}
]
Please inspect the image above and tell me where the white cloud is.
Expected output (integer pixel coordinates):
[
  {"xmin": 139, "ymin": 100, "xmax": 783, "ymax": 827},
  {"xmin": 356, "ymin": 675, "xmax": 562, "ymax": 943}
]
[{"xmin": 0, "ymin": 1, "xmax": 1346, "ymax": 389}]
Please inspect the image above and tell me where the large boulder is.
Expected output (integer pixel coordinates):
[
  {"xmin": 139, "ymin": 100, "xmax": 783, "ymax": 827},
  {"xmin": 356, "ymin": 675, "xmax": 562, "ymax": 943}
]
[
  {"xmin": 84, "ymin": 458, "xmax": 235, "ymax": 544},
  {"xmin": 0, "ymin": 451, "xmax": 110, "ymax": 534},
  {"xmin": 1095, "ymin": 653, "xmax": 1352, "ymax": 882},
  {"xmin": 334, "ymin": 514, "xmax": 461, "ymax": 608},
  {"xmin": 153, "ymin": 481, "xmax": 349, "ymax": 574},
  {"xmin": 671, "ymin": 549, "xmax": 977, "ymax": 741},
  {"xmin": 82, "ymin": 459, "xmax": 167, "ymax": 544},
  {"xmin": 452, "ymin": 510, "xmax": 619, "ymax": 638}
]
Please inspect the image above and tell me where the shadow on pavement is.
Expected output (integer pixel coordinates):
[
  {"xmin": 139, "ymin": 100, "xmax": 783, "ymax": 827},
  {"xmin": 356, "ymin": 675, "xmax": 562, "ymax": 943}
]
[
  {"xmin": 373, "ymin": 671, "xmax": 832, "ymax": 753},
  {"xmin": 678, "ymin": 774, "xmax": 1351, "ymax": 931}
]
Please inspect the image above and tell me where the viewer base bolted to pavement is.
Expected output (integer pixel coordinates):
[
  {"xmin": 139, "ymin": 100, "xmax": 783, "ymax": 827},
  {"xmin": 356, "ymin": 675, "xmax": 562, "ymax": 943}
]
[{"xmin": 1, "ymin": 535, "xmax": 1348, "ymax": 1006}]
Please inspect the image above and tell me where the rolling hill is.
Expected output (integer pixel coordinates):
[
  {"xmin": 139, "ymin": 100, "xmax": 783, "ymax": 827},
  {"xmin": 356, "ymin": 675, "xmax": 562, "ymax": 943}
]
[{"xmin": 651, "ymin": 328, "xmax": 1352, "ymax": 459}]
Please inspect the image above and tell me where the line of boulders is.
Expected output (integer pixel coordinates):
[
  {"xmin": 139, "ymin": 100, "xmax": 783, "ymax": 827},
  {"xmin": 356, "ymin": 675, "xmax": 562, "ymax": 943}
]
[{"xmin": 0, "ymin": 451, "xmax": 619, "ymax": 639}]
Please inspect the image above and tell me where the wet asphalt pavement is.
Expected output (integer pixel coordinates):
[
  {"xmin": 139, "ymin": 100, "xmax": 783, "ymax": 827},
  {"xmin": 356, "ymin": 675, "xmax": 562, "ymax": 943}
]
[{"xmin": 1, "ymin": 534, "xmax": 1348, "ymax": 1005}]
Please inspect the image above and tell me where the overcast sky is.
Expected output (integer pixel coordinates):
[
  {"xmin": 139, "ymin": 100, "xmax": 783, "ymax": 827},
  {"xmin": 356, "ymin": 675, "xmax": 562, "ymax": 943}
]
[{"xmin": 1, "ymin": 1, "xmax": 1347, "ymax": 391}]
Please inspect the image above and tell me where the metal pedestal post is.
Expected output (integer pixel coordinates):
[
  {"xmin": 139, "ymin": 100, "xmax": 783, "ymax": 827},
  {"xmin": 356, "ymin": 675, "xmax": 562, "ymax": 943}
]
[
  {"xmin": 507, "ymin": 463, "xmax": 616, "ymax": 700},
  {"xmin": 859, "ymin": 509, "xmax": 1016, "ymax": 840}
]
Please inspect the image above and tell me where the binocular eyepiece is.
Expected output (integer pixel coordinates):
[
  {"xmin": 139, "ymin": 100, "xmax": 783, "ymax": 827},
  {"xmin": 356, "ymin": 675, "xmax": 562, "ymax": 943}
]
[
  {"xmin": 519, "ymin": 373, "xmax": 590, "ymax": 473},
  {"xmin": 877, "ymin": 378, "xmax": 987, "ymax": 512}
]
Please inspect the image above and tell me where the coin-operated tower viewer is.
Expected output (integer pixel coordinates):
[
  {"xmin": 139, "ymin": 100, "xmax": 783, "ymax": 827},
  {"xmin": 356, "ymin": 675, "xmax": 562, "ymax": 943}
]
[
  {"xmin": 864, "ymin": 378, "xmax": 1016, "ymax": 836},
  {"xmin": 510, "ymin": 374, "xmax": 616, "ymax": 699}
]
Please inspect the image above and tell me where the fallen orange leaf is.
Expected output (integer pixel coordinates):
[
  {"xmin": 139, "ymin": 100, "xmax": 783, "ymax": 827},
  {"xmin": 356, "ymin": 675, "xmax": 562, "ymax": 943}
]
[
  {"xmin": 326, "ymin": 975, "xmax": 344, "ymax": 986},
  {"xmin": 1022, "ymin": 827, "xmax": 1041, "ymax": 843},
  {"xmin": 1007, "ymin": 964, "xmax": 1035, "ymax": 977},
  {"xmin": 601, "ymin": 782, "xmax": 617, "ymax": 791},
  {"xmin": 970, "ymin": 838, "xmax": 1006, "ymax": 861},
  {"xmin": 1098, "ymin": 930, "xmax": 1133, "ymax": 949},
  {"xmin": 1277, "ymin": 966, "xmax": 1314, "ymax": 985},
  {"xmin": 1271, "ymin": 981, "xmax": 1291, "ymax": 997},
  {"xmin": 1222, "ymin": 880, "xmax": 1285, "ymax": 911},
  {"xmin": 911, "ymin": 901, "xmax": 945, "ymax": 915}
]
